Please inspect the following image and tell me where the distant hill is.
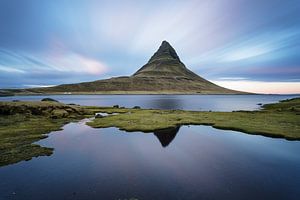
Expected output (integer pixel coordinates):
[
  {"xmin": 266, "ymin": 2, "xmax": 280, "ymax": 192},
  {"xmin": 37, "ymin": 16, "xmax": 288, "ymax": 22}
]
[{"xmin": 4, "ymin": 41, "xmax": 245, "ymax": 95}]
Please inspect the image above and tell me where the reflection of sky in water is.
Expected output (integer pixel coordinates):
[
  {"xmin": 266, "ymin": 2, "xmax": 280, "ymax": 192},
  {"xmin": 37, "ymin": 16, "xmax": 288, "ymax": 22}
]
[
  {"xmin": 0, "ymin": 94, "xmax": 299, "ymax": 111},
  {"xmin": 0, "ymin": 121, "xmax": 299, "ymax": 200}
]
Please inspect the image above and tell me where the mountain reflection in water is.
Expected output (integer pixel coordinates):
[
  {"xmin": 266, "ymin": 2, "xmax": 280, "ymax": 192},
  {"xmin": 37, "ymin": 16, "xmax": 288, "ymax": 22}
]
[
  {"xmin": 149, "ymin": 97, "xmax": 183, "ymax": 110},
  {"xmin": 1, "ymin": 121, "xmax": 300, "ymax": 200},
  {"xmin": 153, "ymin": 126, "xmax": 180, "ymax": 147}
]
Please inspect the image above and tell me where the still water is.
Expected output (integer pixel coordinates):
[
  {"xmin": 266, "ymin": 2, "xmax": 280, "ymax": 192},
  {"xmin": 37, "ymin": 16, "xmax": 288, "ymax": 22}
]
[
  {"xmin": 0, "ymin": 95, "xmax": 299, "ymax": 200},
  {"xmin": 0, "ymin": 94, "xmax": 299, "ymax": 111},
  {"xmin": 0, "ymin": 121, "xmax": 299, "ymax": 200}
]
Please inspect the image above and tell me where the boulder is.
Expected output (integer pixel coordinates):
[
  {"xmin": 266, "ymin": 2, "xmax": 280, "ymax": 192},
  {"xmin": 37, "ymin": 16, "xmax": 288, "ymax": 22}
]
[
  {"xmin": 41, "ymin": 98, "xmax": 59, "ymax": 102},
  {"xmin": 95, "ymin": 113, "xmax": 104, "ymax": 118}
]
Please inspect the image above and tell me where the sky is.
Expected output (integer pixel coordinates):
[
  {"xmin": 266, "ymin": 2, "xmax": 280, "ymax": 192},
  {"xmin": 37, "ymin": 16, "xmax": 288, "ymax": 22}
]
[{"xmin": 0, "ymin": 0, "xmax": 299, "ymax": 94}]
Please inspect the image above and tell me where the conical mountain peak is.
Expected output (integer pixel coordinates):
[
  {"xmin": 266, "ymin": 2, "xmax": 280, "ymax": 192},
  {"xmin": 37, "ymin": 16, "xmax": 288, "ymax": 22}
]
[
  {"xmin": 148, "ymin": 40, "xmax": 181, "ymax": 63},
  {"xmin": 133, "ymin": 41, "xmax": 201, "ymax": 79},
  {"xmin": 14, "ymin": 40, "xmax": 243, "ymax": 94}
]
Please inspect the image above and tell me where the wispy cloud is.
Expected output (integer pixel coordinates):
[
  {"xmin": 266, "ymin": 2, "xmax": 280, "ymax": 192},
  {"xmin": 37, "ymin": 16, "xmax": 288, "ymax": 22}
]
[
  {"xmin": 188, "ymin": 29, "xmax": 300, "ymax": 65},
  {"xmin": 0, "ymin": 0, "xmax": 299, "ymax": 92},
  {"xmin": 0, "ymin": 66, "xmax": 26, "ymax": 74},
  {"xmin": 23, "ymin": 84, "xmax": 56, "ymax": 88},
  {"xmin": 218, "ymin": 77, "xmax": 248, "ymax": 80},
  {"xmin": 47, "ymin": 52, "xmax": 108, "ymax": 75},
  {"xmin": 0, "ymin": 48, "xmax": 108, "ymax": 76}
]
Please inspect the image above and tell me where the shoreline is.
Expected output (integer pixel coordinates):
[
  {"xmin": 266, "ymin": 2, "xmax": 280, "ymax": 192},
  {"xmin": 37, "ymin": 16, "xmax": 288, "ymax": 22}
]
[
  {"xmin": 2, "ymin": 93, "xmax": 300, "ymax": 97},
  {"xmin": 0, "ymin": 97, "xmax": 299, "ymax": 167}
]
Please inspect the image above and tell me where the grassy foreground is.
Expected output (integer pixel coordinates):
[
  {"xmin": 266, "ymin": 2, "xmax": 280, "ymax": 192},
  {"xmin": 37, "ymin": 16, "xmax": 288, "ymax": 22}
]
[
  {"xmin": 0, "ymin": 98, "xmax": 299, "ymax": 167},
  {"xmin": 0, "ymin": 101, "xmax": 93, "ymax": 166}
]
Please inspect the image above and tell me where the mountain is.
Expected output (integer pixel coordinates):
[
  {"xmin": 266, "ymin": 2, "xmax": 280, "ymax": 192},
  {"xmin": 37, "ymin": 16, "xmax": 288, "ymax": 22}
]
[
  {"xmin": 133, "ymin": 41, "xmax": 200, "ymax": 79},
  {"xmin": 8, "ymin": 41, "xmax": 245, "ymax": 95}
]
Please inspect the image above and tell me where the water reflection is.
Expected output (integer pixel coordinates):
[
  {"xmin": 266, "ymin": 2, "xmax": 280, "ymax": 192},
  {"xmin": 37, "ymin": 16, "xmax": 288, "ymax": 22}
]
[
  {"xmin": 1, "ymin": 94, "xmax": 298, "ymax": 111},
  {"xmin": 153, "ymin": 126, "xmax": 180, "ymax": 147},
  {"xmin": 1, "ymin": 122, "xmax": 300, "ymax": 200},
  {"xmin": 149, "ymin": 96, "xmax": 183, "ymax": 110}
]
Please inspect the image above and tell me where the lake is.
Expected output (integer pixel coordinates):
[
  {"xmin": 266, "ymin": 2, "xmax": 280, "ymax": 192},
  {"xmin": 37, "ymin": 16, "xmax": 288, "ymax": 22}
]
[
  {"xmin": 0, "ymin": 95, "xmax": 299, "ymax": 200},
  {"xmin": 0, "ymin": 94, "xmax": 299, "ymax": 111}
]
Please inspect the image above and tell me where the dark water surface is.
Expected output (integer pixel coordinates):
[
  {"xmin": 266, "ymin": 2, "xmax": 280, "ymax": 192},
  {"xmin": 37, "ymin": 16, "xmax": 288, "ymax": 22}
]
[
  {"xmin": 0, "ymin": 120, "xmax": 300, "ymax": 200},
  {"xmin": 0, "ymin": 94, "xmax": 299, "ymax": 111}
]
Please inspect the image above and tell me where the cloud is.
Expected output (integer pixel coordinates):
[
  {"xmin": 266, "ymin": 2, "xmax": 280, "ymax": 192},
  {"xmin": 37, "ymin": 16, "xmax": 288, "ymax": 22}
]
[
  {"xmin": 0, "ymin": 48, "xmax": 108, "ymax": 76},
  {"xmin": 218, "ymin": 77, "xmax": 248, "ymax": 80},
  {"xmin": 0, "ymin": 66, "xmax": 26, "ymax": 74},
  {"xmin": 0, "ymin": 0, "xmax": 300, "ymax": 92},
  {"xmin": 212, "ymin": 80, "xmax": 300, "ymax": 94},
  {"xmin": 0, "ymin": 47, "xmax": 109, "ymax": 88},
  {"xmin": 23, "ymin": 84, "xmax": 56, "ymax": 88},
  {"xmin": 188, "ymin": 29, "xmax": 300, "ymax": 65},
  {"xmin": 220, "ymin": 45, "xmax": 272, "ymax": 62},
  {"xmin": 129, "ymin": 0, "xmax": 227, "ymax": 55},
  {"xmin": 47, "ymin": 52, "xmax": 108, "ymax": 75},
  {"xmin": 220, "ymin": 30, "xmax": 300, "ymax": 63}
]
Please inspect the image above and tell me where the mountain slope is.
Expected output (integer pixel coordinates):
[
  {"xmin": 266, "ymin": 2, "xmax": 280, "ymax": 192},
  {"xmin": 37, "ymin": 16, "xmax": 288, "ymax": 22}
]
[{"xmin": 10, "ymin": 41, "xmax": 245, "ymax": 94}]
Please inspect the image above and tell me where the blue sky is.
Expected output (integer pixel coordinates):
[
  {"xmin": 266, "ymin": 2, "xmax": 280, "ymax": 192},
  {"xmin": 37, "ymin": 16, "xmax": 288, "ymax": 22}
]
[{"xmin": 0, "ymin": 0, "xmax": 299, "ymax": 93}]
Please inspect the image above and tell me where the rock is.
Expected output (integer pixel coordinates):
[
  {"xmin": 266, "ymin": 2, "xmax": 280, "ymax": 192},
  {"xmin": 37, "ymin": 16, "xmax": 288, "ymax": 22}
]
[
  {"xmin": 12, "ymin": 100, "xmax": 20, "ymax": 102},
  {"xmin": 113, "ymin": 105, "xmax": 119, "ymax": 108},
  {"xmin": 41, "ymin": 98, "xmax": 59, "ymax": 102},
  {"xmin": 257, "ymin": 103, "xmax": 262, "ymax": 105},
  {"xmin": 133, "ymin": 106, "xmax": 141, "ymax": 109},
  {"xmin": 95, "ymin": 113, "xmax": 104, "ymax": 118}
]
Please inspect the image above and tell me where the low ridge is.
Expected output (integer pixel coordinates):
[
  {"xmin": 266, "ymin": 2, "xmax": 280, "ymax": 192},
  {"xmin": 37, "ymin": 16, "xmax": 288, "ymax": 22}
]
[{"xmin": 7, "ymin": 41, "xmax": 245, "ymax": 95}]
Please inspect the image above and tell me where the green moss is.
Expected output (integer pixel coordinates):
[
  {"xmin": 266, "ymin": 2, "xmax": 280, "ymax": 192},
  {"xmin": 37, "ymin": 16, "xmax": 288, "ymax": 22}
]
[
  {"xmin": 0, "ymin": 115, "xmax": 72, "ymax": 166},
  {"xmin": 262, "ymin": 98, "xmax": 300, "ymax": 112},
  {"xmin": 0, "ymin": 101, "xmax": 90, "ymax": 166}
]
